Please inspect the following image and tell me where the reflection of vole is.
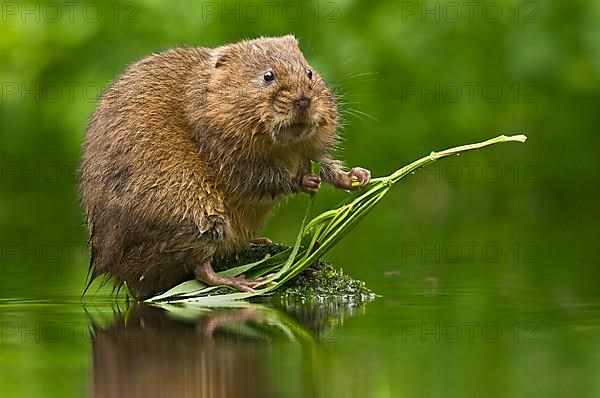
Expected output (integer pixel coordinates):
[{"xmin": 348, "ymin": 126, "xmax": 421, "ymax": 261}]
[
  {"xmin": 80, "ymin": 35, "xmax": 370, "ymax": 299},
  {"xmin": 90, "ymin": 305, "xmax": 273, "ymax": 398}
]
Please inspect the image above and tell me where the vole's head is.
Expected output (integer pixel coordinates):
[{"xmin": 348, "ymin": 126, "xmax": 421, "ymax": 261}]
[{"xmin": 203, "ymin": 35, "xmax": 338, "ymax": 148}]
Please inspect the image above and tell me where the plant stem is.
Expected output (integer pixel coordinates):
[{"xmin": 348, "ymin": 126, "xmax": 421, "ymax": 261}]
[{"xmin": 370, "ymin": 134, "xmax": 527, "ymax": 185}]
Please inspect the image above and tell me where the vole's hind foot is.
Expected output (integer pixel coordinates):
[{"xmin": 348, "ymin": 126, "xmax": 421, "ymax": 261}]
[
  {"xmin": 195, "ymin": 260, "xmax": 273, "ymax": 293},
  {"xmin": 226, "ymin": 274, "xmax": 274, "ymax": 292},
  {"xmin": 213, "ymin": 274, "xmax": 274, "ymax": 293},
  {"xmin": 250, "ymin": 237, "xmax": 273, "ymax": 246}
]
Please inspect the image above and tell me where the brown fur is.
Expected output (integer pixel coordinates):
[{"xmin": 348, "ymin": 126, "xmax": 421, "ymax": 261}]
[{"xmin": 80, "ymin": 35, "xmax": 355, "ymax": 299}]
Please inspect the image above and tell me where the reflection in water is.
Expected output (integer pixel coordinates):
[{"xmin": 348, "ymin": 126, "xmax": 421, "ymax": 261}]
[{"xmin": 86, "ymin": 300, "xmax": 366, "ymax": 398}]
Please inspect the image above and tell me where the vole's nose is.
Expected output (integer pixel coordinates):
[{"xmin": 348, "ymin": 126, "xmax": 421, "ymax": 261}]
[{"xmin": 294, "ymin": 95, "xmax": 310, "ymax": 111}]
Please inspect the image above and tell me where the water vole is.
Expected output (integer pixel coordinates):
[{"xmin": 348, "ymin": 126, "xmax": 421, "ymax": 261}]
[{"xmin": 80, "ymin": 35, "xmax": 370, "ymax": 299}]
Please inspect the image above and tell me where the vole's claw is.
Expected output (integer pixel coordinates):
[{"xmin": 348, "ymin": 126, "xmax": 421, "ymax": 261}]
[
  {"xmin": 250, "ymin": 237, "xmax": 273, "ymax": 246},
  {"xmin": 252, "ymin": 273, "xmax": 274, "ymax": 282}
]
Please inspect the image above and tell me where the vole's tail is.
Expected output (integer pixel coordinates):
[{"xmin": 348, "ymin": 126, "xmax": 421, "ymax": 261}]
[
  {"xmin": 81, "ymin": 252, "xmax": 96, "ymax": 299},
  {"xmin": 81, "ymin": 227, "xmax": 102, "ymax": 299}
]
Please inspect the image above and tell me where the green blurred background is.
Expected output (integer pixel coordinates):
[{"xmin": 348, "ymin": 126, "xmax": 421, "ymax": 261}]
[{"xmin": 1, "ymin": 0, "xmax": 599, "ymax": 397}]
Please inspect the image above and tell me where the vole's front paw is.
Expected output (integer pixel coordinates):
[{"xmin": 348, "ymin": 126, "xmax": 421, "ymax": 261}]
[
  {"xmin": 299, "ymin": 173, "xmax": 321, "ymax": 194},
  {"xmin": 335, "ymin": 167, "xmax": 371, "ymax": 191}
]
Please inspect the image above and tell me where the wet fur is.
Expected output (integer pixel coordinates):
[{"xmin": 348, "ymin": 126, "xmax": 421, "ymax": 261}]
[{"xmin": 80, "ymin": 36, "xmax": 345, "ymax": 299}]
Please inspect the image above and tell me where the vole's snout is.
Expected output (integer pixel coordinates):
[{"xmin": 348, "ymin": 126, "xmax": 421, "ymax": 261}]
[{"xmin": 294, "ymin": 95, "xmax": 310, "ymax": 112}]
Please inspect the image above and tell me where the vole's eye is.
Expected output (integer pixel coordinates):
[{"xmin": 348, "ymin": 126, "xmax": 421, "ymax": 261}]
[
  {"xmin": 263, "ymin": 70, "xmax": 275, "ymax": 82},
  {"xmin": 306, "ymin": 69, "xmax": 313, "ymax": 80}
]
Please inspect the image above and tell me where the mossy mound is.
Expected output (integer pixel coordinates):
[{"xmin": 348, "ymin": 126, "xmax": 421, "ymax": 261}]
[
  {"xmin": 274, "ymin": 261, "xmax": 375, "ymax": 302},
  {"xmin": 214, "ymin": 243, "xmax": 375, "ymax": 303}
]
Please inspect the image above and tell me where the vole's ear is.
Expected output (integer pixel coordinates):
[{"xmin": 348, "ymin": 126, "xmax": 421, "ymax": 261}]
[{"xmin": 213, "ymin": 49, "xmax": 230, "ymax": 69}]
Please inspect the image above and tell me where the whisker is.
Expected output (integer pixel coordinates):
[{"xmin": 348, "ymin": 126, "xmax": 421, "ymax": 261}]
[
  {"xmin": 342, "ymin": 108, "xmax": 380, "ymax": 122},
  {"xmin": 337, "ymin": 52, "xmax": 368, "ymax": 67},
  {"xmin": 335, "ymin": 72, "xmax": 380, "ymax": 84},
  {"xmin": 341, "ymin": 109, "xmax": 366, "ymax": 122}
]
